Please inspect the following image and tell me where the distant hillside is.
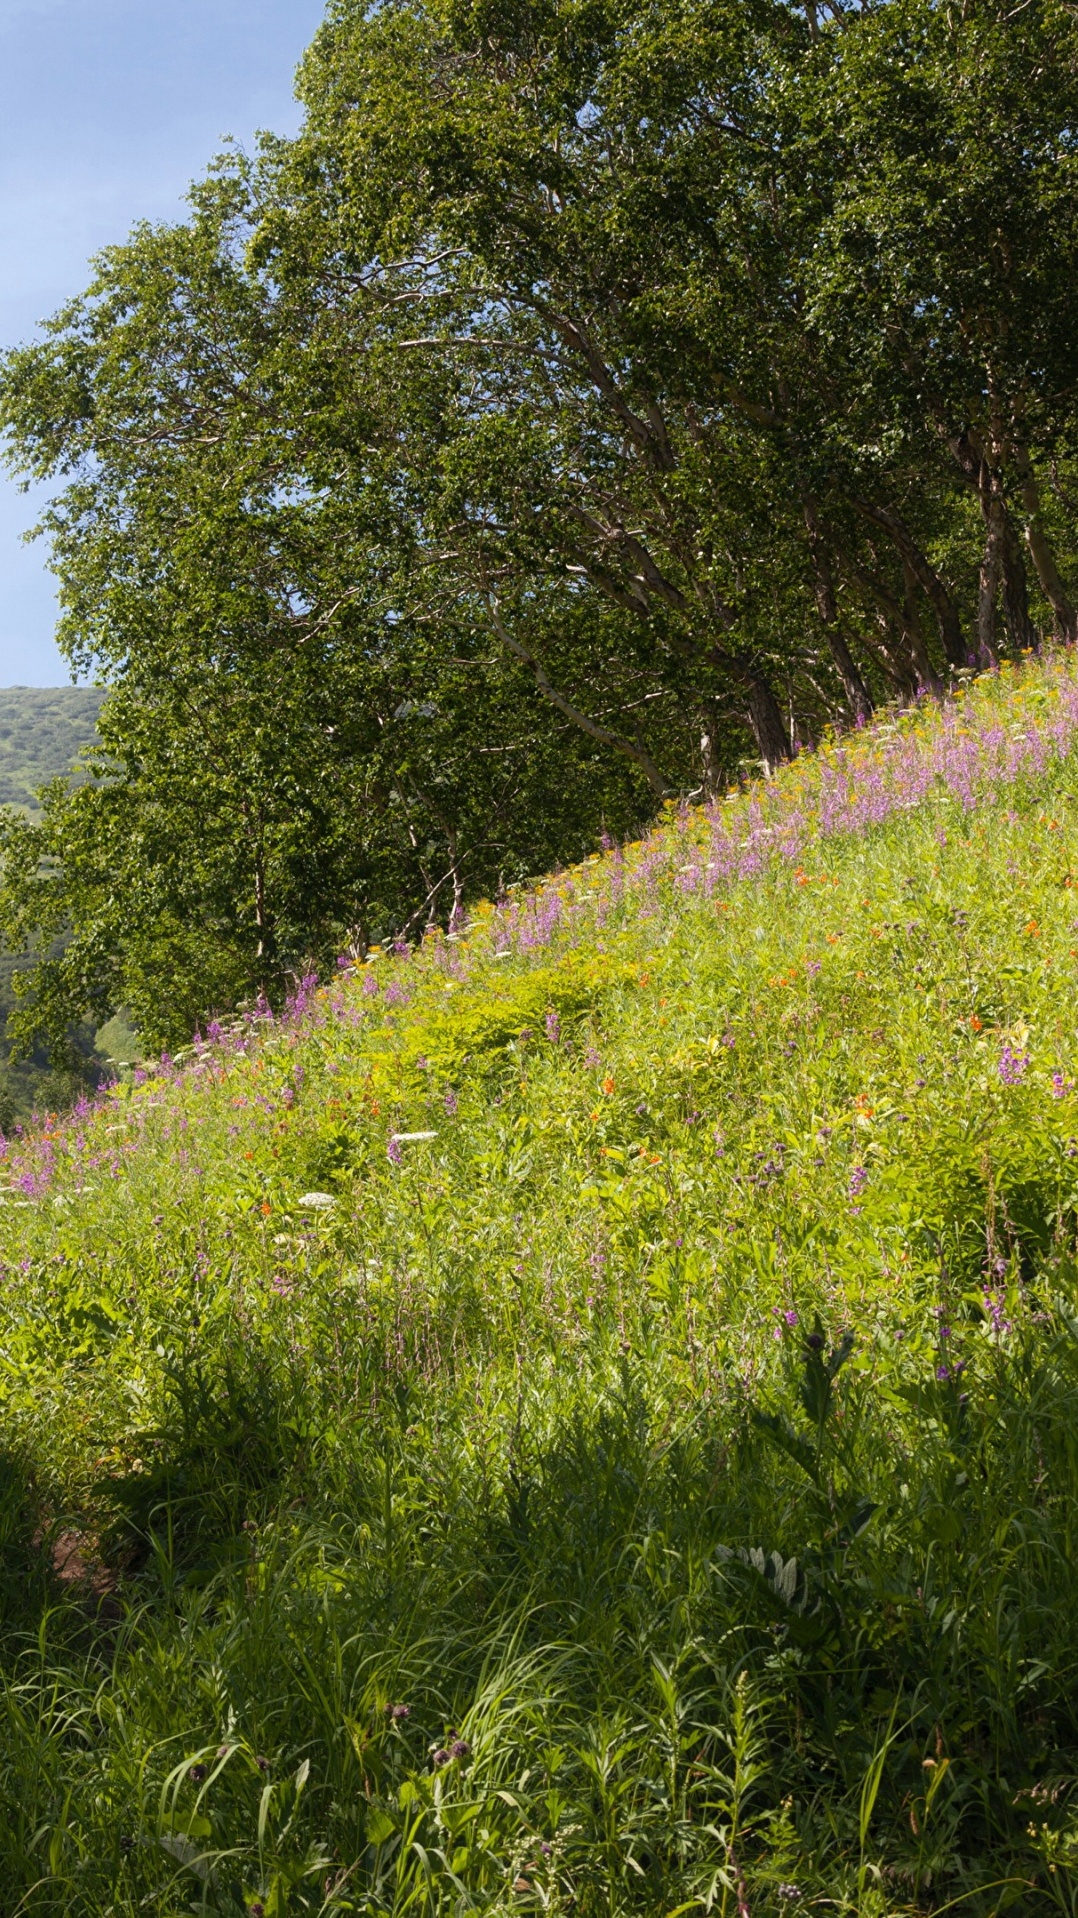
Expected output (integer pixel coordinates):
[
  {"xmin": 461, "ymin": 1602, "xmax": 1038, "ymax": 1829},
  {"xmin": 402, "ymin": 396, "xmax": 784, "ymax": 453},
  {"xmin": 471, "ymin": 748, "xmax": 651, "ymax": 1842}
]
[
  {"xmin": 0, "ymin": 687, "xmax": 115, "ymax": 1121},
  {"xmin": 0, "ymin": 685, "xmax": 106, "ymax": 813}
]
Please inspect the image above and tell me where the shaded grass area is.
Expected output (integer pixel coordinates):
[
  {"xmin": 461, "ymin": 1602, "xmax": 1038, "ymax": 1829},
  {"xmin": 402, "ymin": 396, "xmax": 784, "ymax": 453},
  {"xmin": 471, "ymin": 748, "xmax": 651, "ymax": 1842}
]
[{"xmin": 1, "ymin": 663, "xmax": 1078, "ymax": 1908}]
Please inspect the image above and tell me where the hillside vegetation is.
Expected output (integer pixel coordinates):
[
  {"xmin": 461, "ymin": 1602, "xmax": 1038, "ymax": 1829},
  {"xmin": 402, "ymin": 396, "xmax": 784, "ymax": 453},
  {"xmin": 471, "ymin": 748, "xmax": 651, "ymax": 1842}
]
[
  {"xmin": 3, "ymin": 659, "xmax": 1078, "ymax": 1912},
  {"xmin": 0, "ymin": 687, "xmax": 114, "ymax": 1124},
  {"xmin": 0, "ymin": 686, "xmax": 104, "ymax": 814}
]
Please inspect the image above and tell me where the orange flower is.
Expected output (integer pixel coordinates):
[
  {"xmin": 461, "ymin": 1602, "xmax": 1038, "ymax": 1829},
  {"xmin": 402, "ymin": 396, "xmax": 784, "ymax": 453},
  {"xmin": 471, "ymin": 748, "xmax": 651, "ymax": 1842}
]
[
  {"xmin": 1026, "ymin": 920, "xmax": 1040, "ymax": 936},
  {"xmin": 969, "ymin": 1014, "xmax": 982, "ymax": 1031},
  {"xmin": 602, "ymin": 1076, "xmax": 615, "ymax": 1095},
  {"xmin": 260, "ymin": 1201, "xmax": 272, "ymax": 1216}
]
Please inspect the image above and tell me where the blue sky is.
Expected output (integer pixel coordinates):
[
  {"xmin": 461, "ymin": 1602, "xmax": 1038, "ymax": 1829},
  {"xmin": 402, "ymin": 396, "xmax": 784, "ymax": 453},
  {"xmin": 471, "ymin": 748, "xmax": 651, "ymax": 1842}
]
[{"xmin": 0, "ymin": 0, "xmax": 328, "ymax": 685}]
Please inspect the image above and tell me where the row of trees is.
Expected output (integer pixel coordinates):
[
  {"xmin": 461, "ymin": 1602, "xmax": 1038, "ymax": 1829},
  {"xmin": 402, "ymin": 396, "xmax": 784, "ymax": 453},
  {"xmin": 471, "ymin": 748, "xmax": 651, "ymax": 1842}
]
[{"xmin": 2, "ymin": 0, "xmax": 1078, "ymax": 1051}]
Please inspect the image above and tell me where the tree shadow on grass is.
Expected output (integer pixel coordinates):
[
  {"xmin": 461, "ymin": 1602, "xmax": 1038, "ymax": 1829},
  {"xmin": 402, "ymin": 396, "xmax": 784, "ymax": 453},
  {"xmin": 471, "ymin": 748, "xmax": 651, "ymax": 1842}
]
[{"xmin": 101, "ymin": 1348, "xmax": 304, "ymax": 1585}]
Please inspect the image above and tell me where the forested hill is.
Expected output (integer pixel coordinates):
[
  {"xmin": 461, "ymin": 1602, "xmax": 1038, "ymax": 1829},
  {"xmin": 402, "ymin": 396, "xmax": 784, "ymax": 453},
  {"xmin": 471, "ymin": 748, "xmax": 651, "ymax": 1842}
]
[{"xmin": 0, "ymin": 685, "xmax": 104, "ymax": 812}]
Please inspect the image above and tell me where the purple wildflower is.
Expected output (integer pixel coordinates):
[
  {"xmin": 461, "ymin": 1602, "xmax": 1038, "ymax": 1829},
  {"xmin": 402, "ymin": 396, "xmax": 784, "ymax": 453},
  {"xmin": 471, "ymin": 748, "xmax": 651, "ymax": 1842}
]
[
  {"xmin": 387, "ymin": 1138, "xmax": 403, "ymax": 1166},
  {"xmin": 444, "ymin": 1088, "xmax": 458, "ymax": 1115},
  {"xmin": 545, "ymin": 1009, "xmax": 561, "ymax": 1043},
  {"xmin": 999, "ymin": 1044, "xmax": 1029, "ymax": 1085},
  {"xmin": 848, "ymin": 1165, "xmax": 868, "ymax": 1196}
]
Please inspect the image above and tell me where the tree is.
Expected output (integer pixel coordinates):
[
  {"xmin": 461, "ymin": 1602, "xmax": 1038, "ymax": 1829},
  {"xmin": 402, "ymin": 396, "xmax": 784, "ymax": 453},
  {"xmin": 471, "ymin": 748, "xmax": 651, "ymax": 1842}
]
[{"xmin": 0, "ymin": 191, "xmax": 670, "ymax": 1054}]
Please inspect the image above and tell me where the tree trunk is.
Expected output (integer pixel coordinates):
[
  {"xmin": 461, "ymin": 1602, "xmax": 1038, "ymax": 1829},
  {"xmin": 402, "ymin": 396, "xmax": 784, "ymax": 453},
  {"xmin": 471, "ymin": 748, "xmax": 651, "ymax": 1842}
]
[
  {"xmin": 725, "ymin": 656, "xmax": 792, "ymax": 771},
  {"xmin": 952, "ymin": 425, "xmax": 1037, "ymax": 653},
  {"xmin": 835, "ymin": 540, "xmax": 943, "ymax": 694},
  {"xmin": 996, "ymin": 496, "xmax": 1037, "ymax": 652},
  {"xmin": 868, "ymin": 613, "xmax": 922, "ymax": 700},
  {"xmin": 850, "ymin": 498, "xmax": 965, "ymax": 667},
  {"xmin": 1011, "ymin": 443, "xmax": 1077, "ymax": 640},
  {"xmin": 824, "ymin": 625, "xmax": 875, "ymax": 722},
  {"xmin": 976, "ymin": 517, "xmax": 1000, "ymax": 664},
  {"xmin": 698, "ymin": 704, "xmax": 724, "ymax": 799},
  {"xmin": 803, "ymin": 499, "xmax": 874, "ymax": 721},
  {"xmin": 900, "ymin": 560, "xmax": 947, "ymax": 694},
  {"xmin": 485, "ymin": 599, "xmax": 670, "ymax": 796}
]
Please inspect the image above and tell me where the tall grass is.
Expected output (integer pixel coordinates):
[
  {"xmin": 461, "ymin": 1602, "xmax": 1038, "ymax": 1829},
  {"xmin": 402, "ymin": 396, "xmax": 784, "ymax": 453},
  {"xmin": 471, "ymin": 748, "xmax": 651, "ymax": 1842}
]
[{"xmin": 0, "ymin": 660, "xmax": 1077, "ymax": 1909}]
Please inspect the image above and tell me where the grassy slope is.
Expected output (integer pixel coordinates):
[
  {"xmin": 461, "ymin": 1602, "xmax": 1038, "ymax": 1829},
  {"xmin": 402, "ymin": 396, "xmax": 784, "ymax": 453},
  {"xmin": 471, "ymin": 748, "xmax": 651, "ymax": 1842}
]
[{"xmin": 2, "ymin": 660, "xmax": 1078, "ymax": 1911}]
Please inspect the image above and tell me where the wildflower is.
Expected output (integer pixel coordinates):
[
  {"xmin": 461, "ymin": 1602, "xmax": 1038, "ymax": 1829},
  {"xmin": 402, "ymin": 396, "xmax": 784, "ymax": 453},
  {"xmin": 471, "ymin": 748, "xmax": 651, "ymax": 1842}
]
[
  {"xmin": 585, "ymin": 1046, "xmax": 601, "ymax": 1068},
  {"xmin": 936, "ymin": 1359, "xmax": 966, "ymax": 1383},
  {"xmin": 601, "ymin": 1076, "xmax": 615, "ymax": 1096},
  {"xmin": 449, "ymin": 1738, "xmax": 471, "ymax": 1759},
  {"xmin": 444, "ymin": 1088, "xmax": 458, "ymax": 1115},
  {"xmin": 848, "ymin": 1165, "xmax": 868, "ymax": 1196},
  {"xmin": 431, "ymin": 1747, "xmax": 451, "ymax": 1768},
  {"xmin": 388, "ymin": 1704, "xmax": 411, "ymax": 1720},
  {"xmin": 805, "ymin": 1332, "xmax": 825, "ymax": 1352},
  {"xmin": 545, "ymin": 1010, "xmax": 561, "ymax": 1043},
  {"xmin": 983, "ymin": 1289, "xmax": 1012, "ymax": 1336},
  {"xmin": 387, "ymin": 1138, "xmax": 403, "ymax": 1166},
  {"xmin": 260, "ymin": 1201, "xmax": 272, "ymax": 1216},
  {"xmin": 255, "ymin": 1756, "xmax": 270, "ymax": 1773},
  {"xmin": 969, "ymin": 1014, "xmax": 982, "ymax": 1031},
  {"xmin": 784, "ymin": 1308, "xmax": 798, "ymax": 1327},
  {"xmin": 188, "ymin": 1763, "xmax": 208, "ymax": 1784},
  {"xmin": 1052, "ymin": 1071, "xmax": 1074, "ymax": 1098},
  {"xmin": 999, "ymin": 1044, "xmax": 1029, "ymax": 1085}
]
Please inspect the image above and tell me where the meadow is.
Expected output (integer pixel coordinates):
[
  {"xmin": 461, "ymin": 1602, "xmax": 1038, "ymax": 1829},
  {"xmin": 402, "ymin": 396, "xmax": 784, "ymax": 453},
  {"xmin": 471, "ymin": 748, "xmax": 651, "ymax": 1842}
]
[{"xmin": 2, "ymin": 658, "xmax": 1078, "ymax": 1912}]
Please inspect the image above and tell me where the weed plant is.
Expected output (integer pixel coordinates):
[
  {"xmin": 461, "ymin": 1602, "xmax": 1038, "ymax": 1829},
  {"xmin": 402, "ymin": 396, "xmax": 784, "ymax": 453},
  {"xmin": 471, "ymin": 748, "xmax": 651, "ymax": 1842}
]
[{"xmin": 1, "ymin": 661, "xmax": 1078, "ymax": 1910}]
